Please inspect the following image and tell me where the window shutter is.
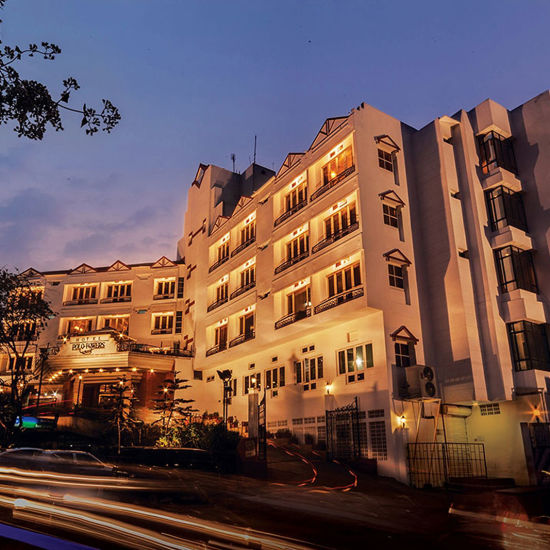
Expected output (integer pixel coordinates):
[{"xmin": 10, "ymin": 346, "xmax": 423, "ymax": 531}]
[{"xmin": 177, "ymin": 277, "xmax": 184, "ymax": 298}]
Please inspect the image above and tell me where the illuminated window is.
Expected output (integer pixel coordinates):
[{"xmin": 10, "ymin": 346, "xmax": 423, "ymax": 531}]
[
  {"xmin": 322, "ymin": 147, "xmax": 353, "ymax": 185},
  {"xmin": 388, "ymin": 264, "xmax": 404, "ymax": 289},
  {"xmin": 265, "ymin": 366, "xmax": 285, "ymax": 390},
  {"xmin": 240, "ymin": 265, "xmax": 255, "ymax": 288},
  {"xmin": 240, "ymin": 220, "xmax": 256, "ymax": 245},
  {"xmin": 286, "ymin": 233, "xmax": 309, "ymax": 260},
  {"xmin": 105, "ymin": 282, "xmax": 131, "ymax": 302},
  {"xmin": 244, "ymin": 372, "xmax": 261, "ymax": 395},
  {"xmin": 217, "ymin": 241, "xmax": 229, "ymax": 262},
  {"xmin": 284, "ymin": 183, "xmax": 307, "ymax": 212},
  {"xmin": 154, "ymin": 279, "xmax": 175, "ymax": 299},
  {"xmin": 239, "ymin": 312, "xmax": 255, "ymax": 336},
  {"xmin": 294, "ymin": 356, "xmax": 324, "ymax": 391},
  {"xmin": 215, "ymin": 325, "xmax": 228, "ymax": 348},
  {"xmin": 152, "ymin": 313, "xmax": 174, "ymax": 334},
  {"xmin": 70, "ymin": 285, "xmax": 98, "ymax": 304},
  {"xmin": 216, "ymin": 281, "xmax": 228, "ymax": 302},
  {"xmin": 337, "ymin": 344, "xmax": 373, "ymax": 383},
  {"xmin": 8, "ymin": 356, "xmax": 33, "ymax": 370},
  {"xmin": 327, "ymin": 262, "xmax": 361, "ymax": 297},
  {"xmin": 324, "ymin": 202, "xmax": 357, "ymax": 238},
  {"xmin": 103, "ymin": 316, "xmax": 129, "ymax": 335},
  {"xmin": 383, "ymin": 204, "xmax": 399, "ymax": 228},
  {"xmin": 378, "ymin": 149, "xmax": 393, "ymax": 172},
  {"xmin": 287, "ymin": 286, "xmax": 311, "ymax": 315},
  {"xmin": 67, "ymin": 318, "xmax": 93, "ymax": 335}
]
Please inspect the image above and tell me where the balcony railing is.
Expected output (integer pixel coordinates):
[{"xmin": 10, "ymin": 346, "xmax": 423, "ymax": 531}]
[
  {"xmin": 117, "ymin": 341, "xmax": 194, "ymax": 358},
  {"xmin": 100, "ymin": 296, "xmax": 132, "ymax": 304},
  {"xmin": 310, "ymin": 165, "xmax": 355, "ymax": 202},
  {"xmin": 151, "ymin": 328, "xmax": 174, "ymax": 335},
  {"xmin": 229, "ymin": 330, "xmax": 255, "ymax": 348},
  {"xmin": 273, "ymin": 198, "xmax": 308, "ymax": 227},
  {"xmin": 275, "ymin": 307, "xmax": 311, "ymax": 329},
  {"xmin": 153, "ymin": 293, "xmax": 175, "ymax": 300},
  {"xmin": 229, "ymin": 280, "xmax": 255, "ymax": 300},
  {"xmin": 314, "ymin": 287, "xmax": 364, "ymax": 315},
  {"xmin": 62, "ymin": 298, "xmax": 98, "ymax": 306},
  {"xmin": 274, "ymin": 250, "xmax": 309, "ymax": 275},
  {"xmin": 206, "ymin": 342, "xmax": 227, "ymax": 357},
  {"xmin": 207, "ymin": 295, "xmax": 228, "ymax": 312},
  {"xmin": 209, "ymin": 255, "xmax": 229, "ymax": 273},
  {"xmin": 311, "ymin": 221, "xmax": 359, "ymax": 254},
  {"xmin": 231, "ymin": 236, "xmax": 256, "ymax": 258}
]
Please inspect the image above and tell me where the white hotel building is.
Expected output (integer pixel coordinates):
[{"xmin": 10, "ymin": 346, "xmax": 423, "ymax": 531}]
[{"xmin": 6, "ymin": 90, "xmax": 550, "ymax": 486}]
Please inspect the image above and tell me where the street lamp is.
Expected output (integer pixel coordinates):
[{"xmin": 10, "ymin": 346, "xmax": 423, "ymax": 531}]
[{"xmin": 217, "ymin": 369, "xmax": 232, "ymax": 425}]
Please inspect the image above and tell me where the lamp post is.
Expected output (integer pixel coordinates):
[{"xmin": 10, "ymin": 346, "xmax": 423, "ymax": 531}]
[{"xmin": 217, "ymin": 369, "xmax": 233, "ymax": 425}]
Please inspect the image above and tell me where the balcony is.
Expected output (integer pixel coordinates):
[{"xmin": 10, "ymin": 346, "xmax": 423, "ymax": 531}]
[
  {"xmin": 100, "ymin": 296, "xmax": 132, "ymax": 304},
  {"xmin": 151, "ymin": 328, "xmax": 173, "ymax": 335},
  {"xmin": 231, "ymin": 236, "xmax": 256, "ymax": 258},
  {"xmin": 206, "ymin": 342, "xmax": 227, "ymax": 357},
  {"xmin": 310, "ymin": 165, "xmax": 355, "ymax": 202},
  {"xmin": 478, "ymin": 132, "xmax": 517, "ymax": 176},
  {"xmin": 117, "ymin": 341, "xmax": 194, "ymax": 358},
  {"xmin": 275, "ymin": 307, "xmax": 311, "ymax": 329},
  {"xmin": 274, "ymin": 198, "xmax": 308, "ymax": 227},
  {"xmin": 209, "ymin": 255, "xmax": 229, "ymax": 273},
  {"xmin": 314, "ymin": 287, "xmax": 364, "ymax": 315},
  {"xmin": 62, "ymin": 298, "xmax": 98, "ymax": 306},
  {"xmin": 153, "ymin": 293, "xmax": 175, "ymax": 300},
  {"xmin": 229, "ymin": 280, "xmax": 256, "ymax": 300},
  {"xmin": 274, "ymin": 250, "xmax": 309, "ymax": 275},
  {"xmin": 229, "ymin": 330, "xmax": 255, "ymax": 348},
  {"xmin": 207, "ymin": 296, "xmax": 228, "ymax": 312},
  {"xmin": 311, "ymin": 221, "xmax": 359, "ymax": 254}
]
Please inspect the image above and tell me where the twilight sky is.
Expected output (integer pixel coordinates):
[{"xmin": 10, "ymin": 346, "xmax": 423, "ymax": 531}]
[{"xmin": 1, "ymin": 0, "xmax": 549, "ymax": 272}]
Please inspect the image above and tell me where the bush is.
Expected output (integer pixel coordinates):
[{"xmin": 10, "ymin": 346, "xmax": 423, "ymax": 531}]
[
  {"xmin": 275, "ymin": 429, "xmax": 291, "ymax": 439},
  {"xmin": 304, "ymin": 433, "xmax": 314, "ymax": 445}
]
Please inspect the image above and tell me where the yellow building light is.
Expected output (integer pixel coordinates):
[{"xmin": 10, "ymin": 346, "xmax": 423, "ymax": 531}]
[
  {"xmin": 398, "ymin": 415, "xmax": 407, "ymax": 429},
  {"xmin": 219, "ymin": 232, "xmax": 230, "ymax": 245}
]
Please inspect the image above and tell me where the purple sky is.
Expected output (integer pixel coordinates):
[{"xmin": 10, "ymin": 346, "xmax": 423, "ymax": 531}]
[{"xmin": 1, "ymin": 0, "xmax": 549, "ymax": 272}]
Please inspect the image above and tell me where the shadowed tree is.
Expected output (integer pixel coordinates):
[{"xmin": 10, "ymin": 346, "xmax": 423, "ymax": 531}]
[
  {"xmin": 0, "ymin": 268, "xmax": 53, "ymax": 444},
  {"xmin": 107, "ymin": 376, "xmax": 139, "ymax": 455},
  {"xmin": 0, "ymin": 0, "xmax": 120, "ymax": 139}
]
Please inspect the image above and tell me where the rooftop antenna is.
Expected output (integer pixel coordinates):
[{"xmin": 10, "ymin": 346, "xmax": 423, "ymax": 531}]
[
  {"xmin": 231, "ymin": 153, "xmax": 236, "ymax": 172},
  {"xmin": 253, "ymin": 135, "xmax": 257, "ymax": 165}
]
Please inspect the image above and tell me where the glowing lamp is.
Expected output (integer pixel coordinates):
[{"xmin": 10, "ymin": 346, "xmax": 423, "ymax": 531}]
[
  {"xmin": 325, "ymin": 383, "xmax": 333, "ymax": 395},
  {"xmin": 398, "ymin": 415, "xmax": 407, "ymax": 429}
]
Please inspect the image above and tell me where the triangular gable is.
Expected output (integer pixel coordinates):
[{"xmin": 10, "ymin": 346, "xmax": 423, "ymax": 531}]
[
  {"xmin": 277, "ymin": 153, "xmax": 305, "ymax": 178},
  {"xmin": 234, "ymin": 195, "xmax": 252, "ymax": 213},
  {"xmin": 309, "ymin": 116, "xmax": 349, "ymax": 151},
  {"xmin": 192, "ymin": 163, "xmax": 209, "ymax": 188},
  {"xmin": 70, "ymin": 263, "xmax": 97, "ymax": 274},
  {"xmin": 379, "ymin": 190, "xmax": 405, "ymax": 207},
  {"xmin": 374, "ymin": 134, "xmax": 401, "ymax": 152},
  {"xmin": 383, "ymin": 248, "xmax": 411, "ymax": 265},
  {"xmin": 20, "ymin": 268, "xmax": 42, "ymax": 279},
  {"xmin": 152, "ymin": 256, "xmax": 176, "ymax": 268},
  {"xmin": 212, "ymin": 215, "xmax": 229, "ymax": 231},
  {"xmin": 107, "ymin": 260, "xmax": 130, "ymax": 272},
  {"xmin": 390, "ymin": 325, "xmax": 419, "ymax": 343}
]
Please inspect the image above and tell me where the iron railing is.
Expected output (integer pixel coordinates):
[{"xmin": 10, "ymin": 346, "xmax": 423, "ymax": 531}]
[
  {"xmin": 206, "ymin": 342, "xmax": 227, "ymax": 357},
  {"xmin": 314, "ymin": 287, "xmax": 364, "ymax": 315},
  {"xmin": 310, "ymin": 165, "xmax": 355, "ymax": 202},
  {"xmin": 208, "ymin": 255, "xmax": 229, "ymax": 273},
  {"xmin": 273, "ymin": 198, "xmax": 308, "ymax": 227},
  {"xmin": 231, "ymin": 236, "xmax": 256, "ymax": 258},
  {"xmin": 117, "ymin": 341, "xmax": 193, "ymax": 358},
  {"xmin": 153, "ymin": 293, "xmax": 175, "ymax": 300},
  {"xmin": 62, "ymin": 298, "xmax": 98, "ymax": 306},
  {"xmin": 207, "ymin": 296, "xmax": 228, "ymax": 312},
  {"xmin": 407, "ymin": 442, "xmax": 487, "ymax": 488},
  {"xmin": 229, "ymin": 330, "xmax": 255, "ymax": 348},
  {"xmin": 229, "ymin": 280, "xmax": 255, "ymax": 300},
  {"xmin": 274, "ymin": 250, "xmax": 309, "ymax": 274},
  {"xmin": 151, "ymin": 328, "xmax": 173, "ymax": 335},
  {"xmin": 275, "ymin": 307, "xmax": 311, "ymax": 329},
  {"xmin": 312, "ymin": 222, "xmax": 359, "ymax": 254},
  {"xmin": 100, "ymin": 296, "xmax": 132, "ymax": 304}
]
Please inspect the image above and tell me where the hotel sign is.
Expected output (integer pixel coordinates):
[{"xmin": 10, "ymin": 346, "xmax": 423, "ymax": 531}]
[
  {"xmin": 71, "ymin": 341, "xmax": 106, "ymax": 355},
  {"xmin": 58, "ymin": 335, "xmax": 117, "ymax": 356}
]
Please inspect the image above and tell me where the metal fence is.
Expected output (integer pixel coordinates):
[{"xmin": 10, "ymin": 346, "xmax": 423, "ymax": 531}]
[{"xmin": 407, "ymin": 442, "xmax": 487, "ymax": 488}]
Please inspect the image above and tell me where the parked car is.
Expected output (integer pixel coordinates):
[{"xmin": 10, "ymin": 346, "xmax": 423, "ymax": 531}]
[
  {"xmin": 0, "ymin": 447, "xmax": 46, "ymax": 469},
  {"xmin": 42, "ymin": 450, "xmax": 125, "ymax": 476},
  {"xmin": 116, "ymin": 447, "xmax": 216, "ymax": 471}
]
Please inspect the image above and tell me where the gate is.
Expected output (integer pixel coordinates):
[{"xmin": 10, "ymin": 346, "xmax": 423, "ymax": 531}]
[
  {"xmin": 326, "ymin": 397, "xmax": 361, "ymax": 461},
  {"xmin": 257, "ymin": 393, "xmax": 267, "ymax": 461},
  {"xmin": 521, "ymin": 422, "xmax": 550, "ymax": 485},
  {"xmin": 407, "ymin": 442, "xmax": 487, "ymax": 488}
]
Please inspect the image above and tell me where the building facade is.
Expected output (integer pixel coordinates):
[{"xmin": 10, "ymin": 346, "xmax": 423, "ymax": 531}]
[{"xmin": 5, "ymin": 90, "xmax": 550, "ymax": 485}]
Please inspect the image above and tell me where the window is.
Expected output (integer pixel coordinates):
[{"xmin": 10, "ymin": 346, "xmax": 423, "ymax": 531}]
[
  {"xmin": 155, "ymin": 279, "xmax": 175, "ymax": 298},
  {"xmin": 388, "ymin": 264, "xmax": 404, "ymax": 289},
  {"xmin": 240, "ymin": 265, "xmax": 256, "ymax": 288},
  {"xmin": 485, "ymin": 186, "xmax": 527, "ymax": 232},
  {"xmin": 324, "ymin": 203, "xmax": 357, "ymax": 238},
  {"xmin": 177, "ymin": 277, "xmax": 185, "ymax": 299},
  {"xmin": 327, "ymin": 262, "xmax": 361, "ymax": 297},
  {"xmin": 105, "ymin": 283, "xmax": 131, "ymax": 302},
  {"xmin": 216, "ymin": 281, "xmax": 228, "ymax": 302},
  {"xmin": 152, "ymin": 313, "xmax": 174, "ymax": 334},
  {"xmin": 217, "ymin": 241, "xmax": 229, "ymax": 262},
  {"xmin": 215, "ymin": 325, "xmax": 228, "ymax": 348},
  {"xmin": 239, "ymin": 312, "xmax": 254, "ymax": 336},
  {"xmin": 287, "ymin": 233, "xmax": 309, "ymax": 260},
  {"xmin": 507, "ymin": 321, "xmax": 550, "ymax": 372},
  {"xmin": 287, "ymin": 286, "xmax": 311, "ymax": 315},
  {"xmin": 294, "ymin": 356, "xmax": 324, "ymax": 390},
  {"xmin": 103, "ymin": 316, "xmax": 129, "ymax": 335},
  {"xmin": 338, "ymin": 344, "xmax": 373, "ymax": 382},
  {"xmin": 369, "ymin": 421, "xmax": 387, "ymax": 460},
  {"xmin": 244, "ymin": 373, "xmax": 261, "ymax": 395},
  {"xmin": 494, "ymin": 246, "xmax": 537, "ymax": 294},
  {"xmin": 478, "ymin": 131, "xmax": 517, "ymax": 175},
  {"xmin": 479, "ymin": 403, "xmax": 501, "ymax": 416},
  {"xmin": 265, "ymin": 366, "xmax": 286, "ymax": 390},
  {"xmin": 285, "ymin": 183, "xmax": 307, "ymax": 212},
  {"xmin": 240, "ymin": 220, "xmax": 256, "ymax": 245},
  {"xmin": 67, "ymin": 318, "xmax": 92, "ymax": 335},
  {"xmin": 13, "ymin": 321, "xmax": 37, "ymax": 341},
  {"xmin": 395, "ymin": 341, "xmax": 416, "ymax": 367},
  {"xmin": 71, "ymin": 285, "xmax": 98, "ymax": 303},
  {"xmin": 378, "ymin": 149, "xmax": 393, "ymax": 172},
  {"xmin": 383, "ymin": 204, "xmax": 399, "ymax": 228},
  {"xmin": 175, "ymin": 311, "xmax": 183, "ymax": 334},
  {"xmin": 322, "ymin": 147, "xmax": 353, "ymax": 185},
  {"xmin": 8, "ymin": 356, "xmax": 33, "ymax": 371}
]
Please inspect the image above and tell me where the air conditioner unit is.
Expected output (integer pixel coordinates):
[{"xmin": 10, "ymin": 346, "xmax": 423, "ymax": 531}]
[{"xmin": 402, "ymin": 365, "xmax": 438, "ymax": 399}]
